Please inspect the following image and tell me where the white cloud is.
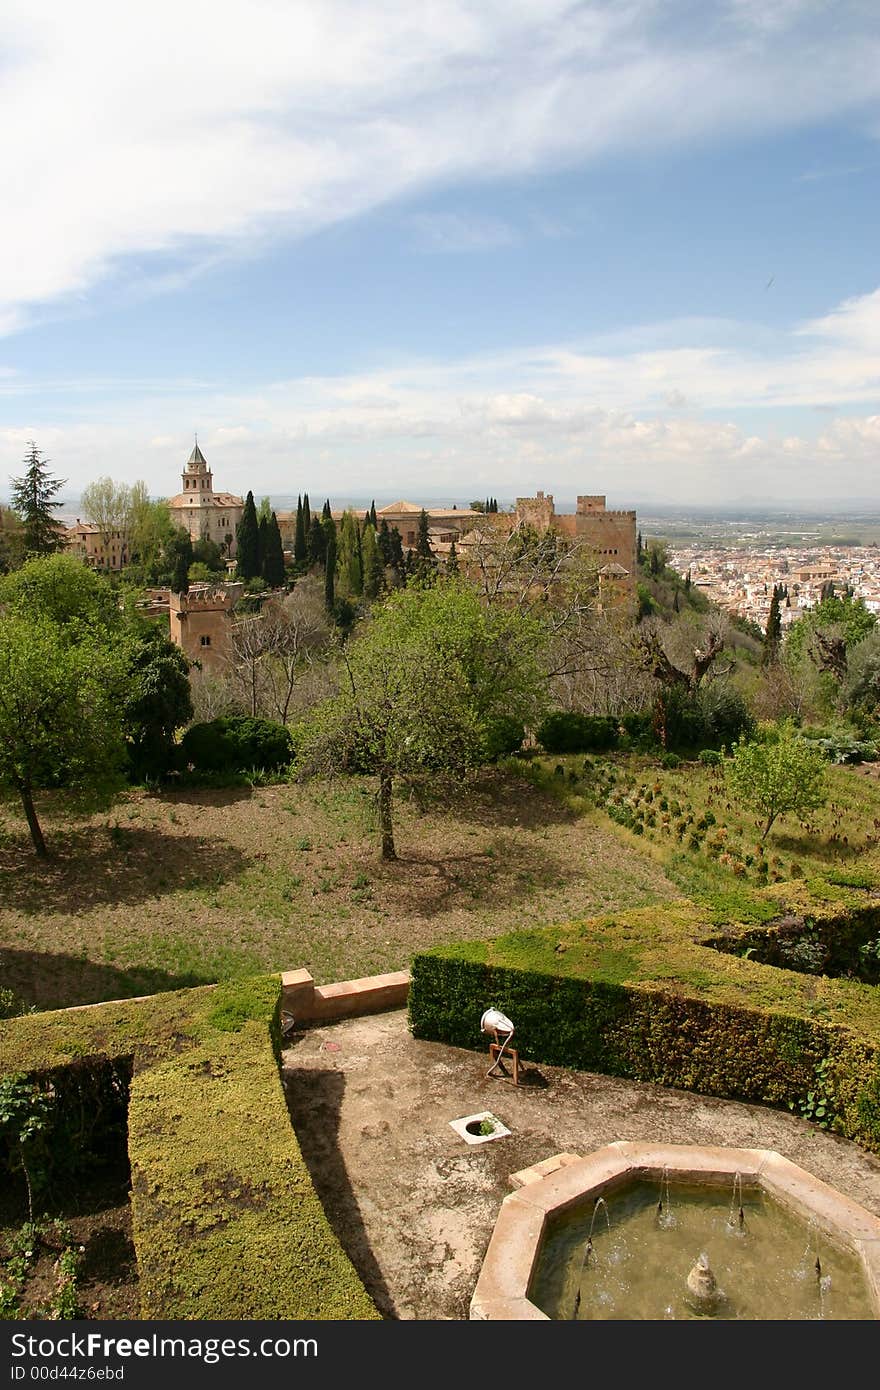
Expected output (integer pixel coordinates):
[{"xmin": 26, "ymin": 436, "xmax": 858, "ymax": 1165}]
[{"xmin": 1, "ymin": 1, "xmax": 879, "ymax": 329}]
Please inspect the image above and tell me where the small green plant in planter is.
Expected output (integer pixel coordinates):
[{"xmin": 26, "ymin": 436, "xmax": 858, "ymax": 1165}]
[{"xmin": 477, "ymin": 1118, "xmax": 496, "ymax": 1136}]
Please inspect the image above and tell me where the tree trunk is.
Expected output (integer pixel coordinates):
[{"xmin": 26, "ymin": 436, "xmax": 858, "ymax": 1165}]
[
  {"xmin": 18, "ymin": 780, "xmax": 47, "ymax": 857},
  {"xmin": 378, "ymin": 771, "xmax": 396, "ymax": 860}
]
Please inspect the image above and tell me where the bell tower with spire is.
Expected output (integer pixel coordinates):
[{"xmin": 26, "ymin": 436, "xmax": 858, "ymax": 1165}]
[{"xmin": 169, "ymin": 435, "xmax": 244, "ymax": 556}]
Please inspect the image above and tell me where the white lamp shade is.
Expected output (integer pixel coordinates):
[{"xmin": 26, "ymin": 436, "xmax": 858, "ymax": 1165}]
[{"xmin": 481, "ymin": 1008, "xmax": 514, "ymax": 1036}]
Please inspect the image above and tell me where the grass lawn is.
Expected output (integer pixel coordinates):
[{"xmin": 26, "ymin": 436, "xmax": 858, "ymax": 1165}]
[{"xmin": 0, "ymin": 771, "xmax": 681, "ymax": 1010}]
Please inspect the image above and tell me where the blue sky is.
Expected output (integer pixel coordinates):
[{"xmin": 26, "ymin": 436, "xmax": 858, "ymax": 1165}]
[{"xmin": 1, "ymin": 1, "xmax": 879, "ymax": 508}]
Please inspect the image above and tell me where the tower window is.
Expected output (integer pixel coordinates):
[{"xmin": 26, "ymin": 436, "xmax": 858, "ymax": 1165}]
[{"xmin": 200, "ymin": 635, "xmax": 211, "ymax": 647}]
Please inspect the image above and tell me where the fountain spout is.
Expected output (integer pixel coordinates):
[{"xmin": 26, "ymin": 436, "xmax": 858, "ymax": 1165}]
[{"xmin": 687, "ymin": 1252, "xmax": 718, "ymax": 1305}]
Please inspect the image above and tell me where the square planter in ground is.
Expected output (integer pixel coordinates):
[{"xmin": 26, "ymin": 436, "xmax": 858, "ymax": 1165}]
[{"xmin": 449, "ymin": 1111, "xmax": 511, "ymax": 1145}]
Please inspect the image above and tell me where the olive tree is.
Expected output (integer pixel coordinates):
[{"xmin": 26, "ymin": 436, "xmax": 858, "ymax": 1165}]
[
  {"xmin": 297, "ymin": 581, "xmax": 549, "ymax": 859},
  {"xmin": 725, "ymin": 724, "xmax": 828, "ymax": 840}
]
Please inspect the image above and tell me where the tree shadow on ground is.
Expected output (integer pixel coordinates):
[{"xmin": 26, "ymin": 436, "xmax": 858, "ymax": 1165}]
[
  {"xmin": 1, "ymin": 946, "xmax": 214, "ymax": 1010},
  {"xmin": 145, "ymin": 784, "xmax": 255, "ymax": 808},
  {"xmin": 401, "ymin": 768, "xmax": 580, "ymax": 831},
  {"xmin": 282, "ymin": 1065, "xmax": 396, "ymax": 1319},
  {"xmin": 370, "ymin": 840, "xmax": 581, "ymax": 919},
  {"xmin": 0, "ymin": 827, "xmax": 248, "ymax": 915}
]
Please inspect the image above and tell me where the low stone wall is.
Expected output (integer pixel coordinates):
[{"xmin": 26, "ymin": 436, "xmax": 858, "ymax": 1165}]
[{"xmin": 281, "ymin": 967, "xmax": 410, "ymax": 1026}]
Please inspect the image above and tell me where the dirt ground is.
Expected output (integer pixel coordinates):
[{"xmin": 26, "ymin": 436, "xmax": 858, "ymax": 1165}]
[{"xmin": 282, "ymin": 1009, "xmax": 880, "ymax": 1321}]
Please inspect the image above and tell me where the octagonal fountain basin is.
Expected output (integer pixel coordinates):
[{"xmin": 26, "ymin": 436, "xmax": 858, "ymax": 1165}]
[{"xmin": 471, "ymin": 1143, "xmax": 880, "ymax": 1321}]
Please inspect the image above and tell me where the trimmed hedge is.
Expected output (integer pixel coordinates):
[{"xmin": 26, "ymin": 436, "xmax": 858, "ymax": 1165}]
[
  {"xmin": 409, "ymin": 881, "xmax": 880, "ymax": 1155},
  {"xmin": 0, "ymin": 978, "xmax": 378, "ymax": 1321}
]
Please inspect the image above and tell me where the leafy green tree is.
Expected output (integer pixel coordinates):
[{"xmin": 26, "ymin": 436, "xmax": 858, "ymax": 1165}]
[
  {"xmin": 122, "ymin": 623, "xmax": 193, "ymax": 780},
  {"xmin": 298, "ymin": 582, "xmax": 548, "ymax": 859},
  {"xmin": 10, "ymin": 442, "xmax": 66, "ymax": 556},
  {"xmin": 128, "ymin": 489, "xmax": 174, "ymax": 579},
  {"xmin": 726, "ymin": 724, "xmax": 828, "ymax": 840},
  {"xmin": 0, "ymin": 506, "xmax": 24, "ymax": 573},
  {"xmin": 0, "ymin": 552, "xmax": 120, "ymax": 630},
  {"xmin": 235, "ymin": 491, "xmax": 260, "ymax": 582},
  {"xmin": 263, "ymin": 511, "xmax": 286, "ymax": 588},
  {"xmin": 80, "ymin": 476, "xmax": 134, "ymax": 562},
  {"xmin": 0, "ymin": 614, "xmax": 128, "ymax": 855},
  {"xmin": 192, "ymin": 536, "xmax": 224, "ymax": 573}
]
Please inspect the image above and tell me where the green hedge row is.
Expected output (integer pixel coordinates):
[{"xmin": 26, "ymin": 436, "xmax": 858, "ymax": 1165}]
[
  {"xmin": 0, "ymin": 978, "xmax": 378, "ymax": 1321},
  {"xmin": 409, "ymin": 885, "xmax": 880, "ymax": 1155}
]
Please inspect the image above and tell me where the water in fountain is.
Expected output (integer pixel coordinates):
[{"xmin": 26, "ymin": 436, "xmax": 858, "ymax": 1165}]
[
  {"xmin": 726, "ymin": 1171, "xmax": 746, "ymax": 1237},
  {"xmin": 657, "ymin": 1165, "xmax": 676, "ymax": 1229},
  {"xmin": 532, "ymin": 1179, "xmax": 874, "ymax": 1320}
]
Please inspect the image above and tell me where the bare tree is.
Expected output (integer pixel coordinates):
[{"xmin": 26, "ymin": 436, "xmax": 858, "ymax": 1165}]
[{"xmin": 226, "ymin": 577, "xmax": 332, "ymax": 721}]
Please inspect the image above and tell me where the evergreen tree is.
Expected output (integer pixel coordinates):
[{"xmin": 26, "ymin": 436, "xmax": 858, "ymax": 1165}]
[
  {"xmin": 338, "ymin": 510, "xmax": 363, "ymax": 597},
  {"xmin": 322, "ymin": 499, "xmax": 332, "ymax": 519},
  {"xmin": 447, "ymin": 538, "xmax": 459, "ymax": 576},
  {"xmin": 416, "ymin": 509, "xmax": 433, "ymax": 560},
  {"xmin": 362, "ymin": 522, "xmax": 383, "ymax": 600},
  {"xmin": 764, "ymin": 584, "xmax": 783, "ymax": 664},
  {"xmin": 324, "ymin": 520, "xmax": 337, "ymax": 612},
  {"xmin": 257, "ymin": 496, "xmax": 272, "ymax": 524},
  {"xmin": 263, "ymin": 511, "xmax": 286, "ymax": 588},
  {"xmin": 294, "ymin": 495, "xmax": 307, "ymax": 568},
  {"xmin": 369, "ymin": 499, "xmax": 377, "ymax": 529},
  {"xmin": 302, "ymin": 493, "xmax": 311, "ymax": 538},
  {"xmin": 307, "ymin": 514, "xmax": 325, "ymax": 569},
  {"xmin": 378, "ymin": 519, "xmax": 392, "ymax": 566},
  {"xmin": 235, "ymin": 490, "xmax": 260, "ymax": 581},
  {"xmin": 257, "ymin": 515, "xmax": 269, "ymax": 581},
  {"xmin": 673, "ymin": 588, "xmax": 680, "ymax": 613},
  {"xmin": 389, "ymin": 526, "xmax": 405, "ymax": 581},
  {"xmin": 10, "ymin": 442, "xmax": 66, "ymax": 556},
  {"xmin": 637, "ymin": 530, "xmax": 643, "ymax": 565},
  {"xmin": 167, "ymin": 528, "xmax": 193, "ymax": 594},
  {"xmin": 684, "ymin": 568, "xmax": 691, "ymax": 591}
]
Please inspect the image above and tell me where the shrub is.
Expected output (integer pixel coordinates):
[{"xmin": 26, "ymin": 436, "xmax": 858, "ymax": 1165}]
[
  {"xmin": 538, "ymin": 712, "xmax": 620, "ymax": 753},
  {"xmin": 481, "ymin": 715, "xmax": 525, "ymax": 760},
  {"xmin": 699, "ymin": 748, "xmax": 722, "ymax": 766},
  {"xmin": 660, "ymin": 752, "xmax": 681, "ymax": 769},
  {"xmin": 662, "ymin": 684, "xmax": 755, "ymax": 752},
  {"xmin": 179, "ymin": 717, "xmax": 294, "ymax": 774}
]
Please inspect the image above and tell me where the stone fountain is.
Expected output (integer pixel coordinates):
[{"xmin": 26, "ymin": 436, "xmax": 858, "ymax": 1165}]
[{"xmin": 471, "ymin": 1143, "xmax": 880, "ymax": 1320}]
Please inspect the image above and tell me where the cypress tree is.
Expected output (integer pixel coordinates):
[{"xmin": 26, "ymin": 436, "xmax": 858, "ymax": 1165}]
[
  {"xmin": 416, "ymin": 509, "xmax": 433, "ymax": 559},
  {"xmin": 389, "ymin": 526, "xmax": 405, "ymax": 580},
  {"xmin": 362, "ymin": 522, "xmax": 383, "ymax": 600},
  {"xmin": 338, "ymin": 511, "xmax": 363, "ymax": 597},
  {"xmin": 257, "ymin": 514, "xmax": 268, "ymax": 579},
  {"xmin": 263, "ymin": 511, "xmax": 285, "ymax": 588},
  {"xmin": 764, "ymin": 584, "xmax": 783, "ymax": 664},
  {"xmin": 637, "ymin": 530, "xmax": 644, "ymax": 565},
  {"xmin": 324, "ymin": 519, "xmax": 337, "ymax": 611},
  {"xmin": 168, "ymin": 528, "xmax": 193, "ymax": 594},
  {"xmin": 302, "ymin": 493, "xmax": 311, "ymax": 537},
  {"xmin": 294, "ymin": 494, "xmax": 307, "ymax": 568},
  {"xmin": 369, "ymin": 499, "xmax": 378, "ymax": 529},
  {"xmin": 447, "ymin": 538, "xmax": 459, "ymax": 576},
  {"xmin": 322, "ymin": 499, "xmax": 332, "ymax": 520},
  {"xmin": 378, "ymin": 519, "xmax": 392, "ymax": 566},
  {"xmin": 307, "ymin": 514, "xmax": 325, "ymax": 568},
  {"xmin": 10, "ymin": 441, "xmax": 66, "ymax": 555},
  {"xmin": 235, "ymin": 490, "xmax": 260, "ymax": 581}
]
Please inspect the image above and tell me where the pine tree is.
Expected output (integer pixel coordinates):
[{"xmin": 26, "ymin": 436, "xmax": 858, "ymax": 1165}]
[
  {"xmin": 447, "ymin": 538, "xmax": 459, "ymax": 576},
  {"xmin": 235, "ymin": 490, "xmax": 260, "ymax": 581},
  {"xmin": 263, "ymin": 511, "xmax": 285, "ymax": 588},
  {"xmin": 307, "ymin": 514, "xmax": 325, "ymax": 568},
  {"xmin": 324, "ymin": 520, "xmax": 337, "ymax": 612},
  {"xmin": 294, "ymin": 495, "xmax": 307, "ymax": 568},
  {"xmin": 10, "ymin": 442, "xmax": 66, "ymax": 555}
]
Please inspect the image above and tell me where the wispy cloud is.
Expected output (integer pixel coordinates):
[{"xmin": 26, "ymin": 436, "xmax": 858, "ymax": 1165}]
[
  {"xmin": 1, "ymin": 1, "xmax": 879, "ymax": 330},
  {"xmin": 3, "ymin": 285, "xmax": 880, "ymax": 504},
  {"xmin": 408, "ymin": 212, "xmax": 519, "ymax": 253}
]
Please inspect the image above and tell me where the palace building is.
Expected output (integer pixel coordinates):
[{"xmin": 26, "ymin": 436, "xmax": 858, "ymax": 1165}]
[{"xmin": 168, "ymin": 442, "xmax": 243, "ymax": 556}]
